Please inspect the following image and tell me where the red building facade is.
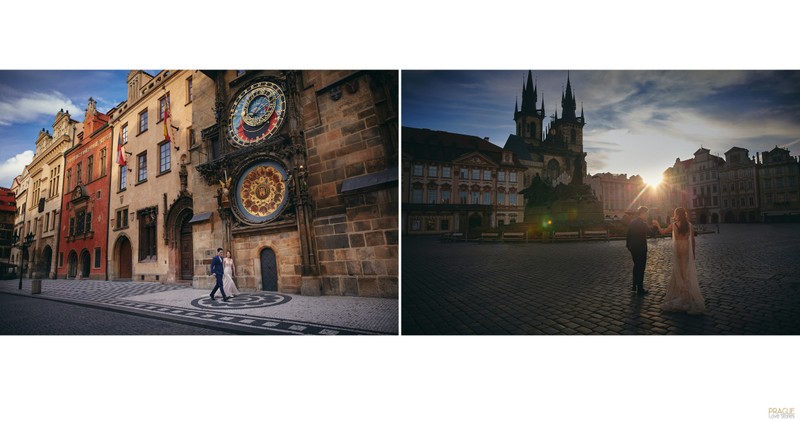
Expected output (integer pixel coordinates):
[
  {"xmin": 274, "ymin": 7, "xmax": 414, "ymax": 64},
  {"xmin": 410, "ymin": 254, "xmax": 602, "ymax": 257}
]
[{"xmin": 57, "ymin": 99, "xmax": 113, "ymax": 280}]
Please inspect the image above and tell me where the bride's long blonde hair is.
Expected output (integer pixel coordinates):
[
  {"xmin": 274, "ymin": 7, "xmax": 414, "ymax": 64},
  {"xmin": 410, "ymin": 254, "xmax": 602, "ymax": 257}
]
[{"xmin": 674, "ymin": 207, "xmax": 689, "ymax": 236}]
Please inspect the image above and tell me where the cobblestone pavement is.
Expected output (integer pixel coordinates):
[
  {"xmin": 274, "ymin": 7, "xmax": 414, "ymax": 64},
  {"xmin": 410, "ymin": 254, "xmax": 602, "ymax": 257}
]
[
  {"xmin": 402, "ymin": 224, "xmax": 800, "ymax": 334},
  {"xmin": 0, "ymin": 279, "xmax": 398, "ymax": 335}
]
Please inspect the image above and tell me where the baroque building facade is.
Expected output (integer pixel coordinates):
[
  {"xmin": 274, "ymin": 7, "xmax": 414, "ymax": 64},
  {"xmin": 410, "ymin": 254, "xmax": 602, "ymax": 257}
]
[
  {"xmin": 26, "ymin": 111, "xmax": 78, "ymax": 278},
  {"xmin": 654, "ymin": 145, "xmax": 800, "ymax": 224},
  {"xmin": 190, "ymin": 70, "xmax": 398, "ymax": 298},
  {"xmin": 758, "ymin": 146, "xmax": 800, "ymax": 222},
  {"xmin": 56, "ymin": 99, "xmax": 113, "ymax": 280},
  {"xmin": 689, "ymin": 147, "xmax": 724, "ymax": 224},
  {"xmin": 656, "ymin": 157, "xmax": 693, "ymax": 222},
  {"xmin": 402, "ymin": 127, "xmax": 526, "ymax": 235},
  {"xmin": 586, "ymin": 173, "xmax": 648, "ymax": 221},
  {"xmin": 720, "ymin": 147, "xmax": 759, "ymax": 223},
  {"xmin": 106, "ymin": 70, "xmax": 194, "ymax": 283}
]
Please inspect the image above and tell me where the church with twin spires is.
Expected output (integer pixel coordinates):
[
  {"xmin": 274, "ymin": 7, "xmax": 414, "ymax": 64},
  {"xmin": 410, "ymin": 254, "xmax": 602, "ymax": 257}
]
[
  {"xmin": 503, "ymin": 71, "xmax": 587, "ymax": 189},
  {"xmin": 402, "ymin": 70, "xmax": 591, "ymax": 236}
]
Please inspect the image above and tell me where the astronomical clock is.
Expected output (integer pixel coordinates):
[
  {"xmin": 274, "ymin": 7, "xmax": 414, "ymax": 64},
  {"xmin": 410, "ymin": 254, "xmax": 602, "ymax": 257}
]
[
  {"xmin": 227, "ymin": 80, "xmax": 287, "ymax": 147},
  {"xmin": 223, "ymin": 78, "xmax": 295, "ymax": 226},
  {"xmin": 230, "ymin": 160, "xmax": 291, "ymax": 224}
]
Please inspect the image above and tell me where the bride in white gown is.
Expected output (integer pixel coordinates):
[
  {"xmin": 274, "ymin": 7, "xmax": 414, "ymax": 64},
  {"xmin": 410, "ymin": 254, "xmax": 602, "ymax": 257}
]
[
  {"xmin": 222, "ymin": 251, "xmax": 240, "ymax": 298},
  {"xmin": 653, "ymin": 207, "xmax": 705, "ymax": 315}
]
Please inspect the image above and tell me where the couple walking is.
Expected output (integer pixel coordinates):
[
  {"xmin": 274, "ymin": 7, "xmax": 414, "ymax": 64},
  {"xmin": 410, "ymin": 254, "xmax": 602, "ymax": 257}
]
[
  {"xmin": 626, "ymin": 206, "xmax": 705, "ymax": 315},
  {"xmin": 209, "ymin": 248, "xmax": 240, "ymax": 301}
]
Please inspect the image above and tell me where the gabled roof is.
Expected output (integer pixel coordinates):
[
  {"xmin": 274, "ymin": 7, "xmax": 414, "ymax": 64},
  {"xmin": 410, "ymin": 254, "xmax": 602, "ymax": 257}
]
[
  {"xmin": 403, "ymin": 127, "xmax": 502, "ymax": 163},
  {"xmin": 725, "ymin": 146, "xmax": 749, "ymax": 155},
  {"xmin": 503, "ymin": 134, "xmax": 532, "ymax": 161}
]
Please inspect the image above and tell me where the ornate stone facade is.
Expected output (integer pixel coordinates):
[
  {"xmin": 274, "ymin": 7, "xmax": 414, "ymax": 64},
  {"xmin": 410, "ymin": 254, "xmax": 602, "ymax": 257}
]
[
  {"xmin": 191, "ymin": 70, "xmax": 398, "ymax": 298},
  {"xmin": 402, "ymin": 127, "xmax": 527, "ymax": 236},
  {"xmin": 56, "ymin": 99, "xmax": 113, "ymax": 280},
  {"xmin": 19, "ymin": 110, "xmax": 79, "ymax": 279}
]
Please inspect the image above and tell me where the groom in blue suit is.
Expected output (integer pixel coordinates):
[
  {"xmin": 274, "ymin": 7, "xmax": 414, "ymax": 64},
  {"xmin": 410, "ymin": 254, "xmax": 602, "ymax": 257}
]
[
  {"xmin": 210, "ymin": 247, "xmax": 229, "ymax": 301},
  {"xmin": 626, "ymin": 206, "xmax": 658, "ymax": 296}
]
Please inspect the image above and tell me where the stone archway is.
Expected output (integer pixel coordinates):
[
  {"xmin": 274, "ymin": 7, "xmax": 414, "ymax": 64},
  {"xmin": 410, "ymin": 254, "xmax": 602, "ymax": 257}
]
[
  {"xmin": 114, "ymin": 236, "xmax": 133, "ymax": 279},
  {"xmin": 711, "ymin": 213, "xmax": 719, "ymax": 224},
  {"xmin": 41, "ymin": 246, "xmax": 53, "ymax": 279},
  {"xmin": 179, "ymin": 212, "xmax": 194, "ymax": 280},
  {"xmin": 164, "ymin": 193, "xmax": 193, "ymax": 283},
  {"xmin": 725, "ymin": 211, "xmax": 736, "ymax": 223},
  {"xmin": 260, "ymin": 248, "xmax": 278, "ymax": 292},
  {"xmin": 80, "ymin": 249, "xmax": 91, "ymax": 279},
  {"xmin": 67, "ymin": 250, "xmax": 78, "ymax": 279}
]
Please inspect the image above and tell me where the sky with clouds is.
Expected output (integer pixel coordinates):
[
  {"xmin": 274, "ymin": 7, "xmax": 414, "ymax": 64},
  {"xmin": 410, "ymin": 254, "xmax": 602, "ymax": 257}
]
[
  {"xmin": 402, "ymin": 70, "xmax": 800, "ymax": 186},
  {"xmin": 0, "ymin": 70, "xmax": 131, "ymax": 188}
]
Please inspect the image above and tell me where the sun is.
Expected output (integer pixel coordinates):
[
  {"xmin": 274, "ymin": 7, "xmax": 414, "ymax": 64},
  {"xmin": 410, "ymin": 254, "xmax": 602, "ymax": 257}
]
[{"xmin": 644, "ymin": 175, "xmax": 662, "ymax": 188}]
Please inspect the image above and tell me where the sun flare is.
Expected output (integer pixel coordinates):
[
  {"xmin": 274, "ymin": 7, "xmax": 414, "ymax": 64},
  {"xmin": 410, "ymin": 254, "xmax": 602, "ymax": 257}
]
[{"xmin": 644, "ymin": 175, "xmax": 662, "ymax": 188}]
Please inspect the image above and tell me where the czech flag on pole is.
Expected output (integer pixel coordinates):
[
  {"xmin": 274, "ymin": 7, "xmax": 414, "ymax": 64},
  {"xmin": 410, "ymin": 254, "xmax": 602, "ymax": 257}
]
[
  {"xmin": 163, "ymin": 92, "xmax": 174, "ymax": 143},
  {"xmin": 116, "ymin": 132, "xmax": 127, "ymax": 166}
]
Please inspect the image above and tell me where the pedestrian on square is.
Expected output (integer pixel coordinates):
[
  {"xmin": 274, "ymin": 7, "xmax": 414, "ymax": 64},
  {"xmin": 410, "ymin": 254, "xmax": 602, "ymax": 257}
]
[
  {"xmin": 222, "ymin": 250, "xmax": 240, "ymax": 298},
  {"xmin": 653, "ymin": 207, "xmax": 705, "ymax": 315},
  {"xmin": 209, "ymin": 248, "xmax": 229, "ymax": 302},
  {"xmin": 626, "ymin": 206, "xmax": 655, "ymax": 295}
]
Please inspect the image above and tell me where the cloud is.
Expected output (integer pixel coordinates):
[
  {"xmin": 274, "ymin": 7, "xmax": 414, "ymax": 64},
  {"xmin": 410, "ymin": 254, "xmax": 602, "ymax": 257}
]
[
  {"xmin": 0, "ymin": 90, "xmax": 84, "ymax": 126},
  {"xmin": 0, "ymin": 150, "xmax": 34, "ymax": 188}
]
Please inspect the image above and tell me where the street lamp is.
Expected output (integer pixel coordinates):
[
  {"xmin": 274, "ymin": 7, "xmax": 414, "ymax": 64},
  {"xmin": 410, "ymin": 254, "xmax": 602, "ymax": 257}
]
[{"xmin": 13, "ymin": 232, "xmax": 34, "ymax": 290}]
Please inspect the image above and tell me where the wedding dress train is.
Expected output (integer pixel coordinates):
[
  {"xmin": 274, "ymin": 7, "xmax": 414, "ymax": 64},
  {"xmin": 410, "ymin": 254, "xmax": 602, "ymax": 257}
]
[{"xmin": 661, "ymin": 224, "xmax": 705, "ymax": 315}]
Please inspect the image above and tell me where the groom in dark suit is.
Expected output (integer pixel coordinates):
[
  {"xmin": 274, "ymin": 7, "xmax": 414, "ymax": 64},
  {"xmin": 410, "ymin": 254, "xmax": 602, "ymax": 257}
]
[
  {"xmin": 210, "ymin": 247, "xmax": 229, "ymax": 301},
  {"xmin": 626, "ymin": 206, "xmax": 655, "ymax": 295}
]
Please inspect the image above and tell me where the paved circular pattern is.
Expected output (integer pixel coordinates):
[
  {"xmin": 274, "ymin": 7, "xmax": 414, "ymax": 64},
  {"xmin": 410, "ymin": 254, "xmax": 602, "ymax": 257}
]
[{"xmin": 190, "ymin": 292, "xmax": 292, "ymax": 310}]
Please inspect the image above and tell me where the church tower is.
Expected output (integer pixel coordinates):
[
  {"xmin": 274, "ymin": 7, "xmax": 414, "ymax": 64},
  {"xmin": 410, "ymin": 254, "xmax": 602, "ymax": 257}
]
[
  {"xmin": 514, "ymin": 70, "xmax": 545, "ymax": 143},
  {"xmin": 546, "ymin": 72, "xmax": 586, "ymax": 154}
]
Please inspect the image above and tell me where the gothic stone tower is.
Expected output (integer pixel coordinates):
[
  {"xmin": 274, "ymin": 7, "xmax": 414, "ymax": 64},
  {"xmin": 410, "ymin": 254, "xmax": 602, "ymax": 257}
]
[
  {"xmin": 505, "ymin": 71, "xmax": 588, "ymax": 188},
  {"xmin": 514, "ymin": 70, "xmax": 545, "ymax": 144}
]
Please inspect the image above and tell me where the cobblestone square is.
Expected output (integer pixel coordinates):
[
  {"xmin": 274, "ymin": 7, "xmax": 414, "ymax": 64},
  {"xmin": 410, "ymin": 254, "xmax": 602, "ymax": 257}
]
[{"xmin": 402, "ymin": 224, "xmax": 800, "ymax": 334}]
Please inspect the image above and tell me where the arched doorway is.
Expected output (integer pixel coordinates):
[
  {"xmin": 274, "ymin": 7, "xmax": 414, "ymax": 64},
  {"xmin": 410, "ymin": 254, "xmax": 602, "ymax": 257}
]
[
  {"xmin": 67, "ymin": 251, "xmax": 78, "ymax": 278},
  {"xmin": 117, "ymin": 237, "xmax": 132, "ymax": 279},
  {"xmin": 739, "ymin": 212, "xmax": 746, "ymax": 222},
  {"xmin": 179, "ymin": 213, "xmax": 194, "ymax": 280},
  {"xmin": 699, "ymin": 214, "xmax": 708, "ymax": 224},
  {"xmin": 711, "ymin": 213, "xmax": 719, "ymax": 224},
  {"xmin": 725, "ymin": 211, "xmax": 735, "ymax": 223},
  {"xmin": 468, "ymin": 213, "xmax": 482, "ymax": 230},
  {"xmin": 260, "ymin": 248, "xmax": 278, "ymax": 291},
  {"xmin": 41, "ymin": 246, "xmax": 53, "ymax": 278},
  {"xmin": 80, "ymin": 249, "xmax": 91, "ymax": 278}
]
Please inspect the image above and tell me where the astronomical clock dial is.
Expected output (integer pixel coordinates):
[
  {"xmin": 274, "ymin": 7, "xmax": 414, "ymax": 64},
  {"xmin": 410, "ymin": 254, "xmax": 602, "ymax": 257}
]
[
  {"xmin": 234, "ymin": 160, "xmax": 290, "ymax": 224},
  {"xmin": 227, "ymin": 81, "xmax": 286, "ymax": 147}
]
